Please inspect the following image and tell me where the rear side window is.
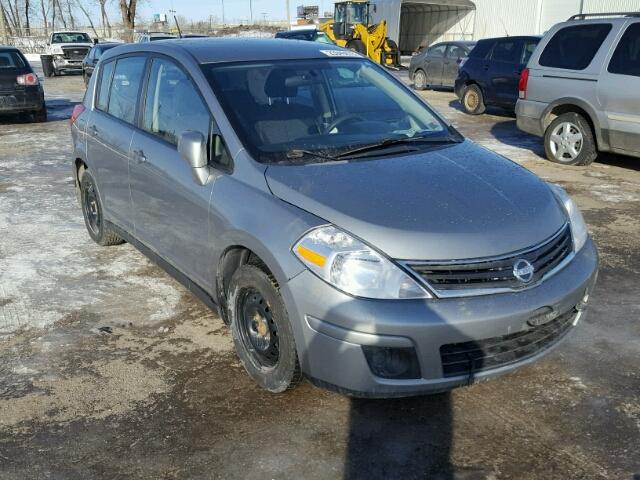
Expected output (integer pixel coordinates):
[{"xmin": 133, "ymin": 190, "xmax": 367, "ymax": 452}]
[
  {"xmin": 428, "ymin": 44, "xmax": 446, "ymax": 57},
  {"xmin": 96, "ymin": 60, "xmax": 115, "ymax": 110},
  {"xmin": 107, "ymin": 56, "xmax": 146, "ymax": 124},
  {"xmin": 492, "ymin": 39, "xmax": 523, "ymax": 63},
  {"xmin": 539, "ymin": 23, "xmax": 612, "ymax": 70},
  {"xmin": 446, "ymin": 45, "xmax": 467, "ymax": 59},
  {"xmin": 468, "ymin": 40, "xmax": 493, "ymax": 59},
  {"xmin": 0, "ymin": 51, "xmax": 26, "ymax": 69},
  {"xmin": 608, "ymin": 22, "xmax": 640, "ymax": 77}
]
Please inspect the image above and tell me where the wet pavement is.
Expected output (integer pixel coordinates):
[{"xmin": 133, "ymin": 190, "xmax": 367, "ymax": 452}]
[{"xmin": 0, "ymin": 66, "xmax": 639, "ymax": 479}]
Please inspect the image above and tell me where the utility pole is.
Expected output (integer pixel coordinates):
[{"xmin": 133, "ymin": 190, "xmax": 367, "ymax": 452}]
[
  {"xmin": 285, "ymin": 0, "xmax": 291, "ymax": 30},
  {"xmin": 221, "ymin": 0, "xmax": 225, "ymax": 25},
  {"xmin": 249, "ymin": 0, "xmax": 253, "ymax": 24}
]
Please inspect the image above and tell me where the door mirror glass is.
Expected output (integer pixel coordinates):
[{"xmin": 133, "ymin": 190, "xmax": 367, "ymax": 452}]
[{"xmin": 178, "ymin": 131, "xmax": 207, "ymax": 168}]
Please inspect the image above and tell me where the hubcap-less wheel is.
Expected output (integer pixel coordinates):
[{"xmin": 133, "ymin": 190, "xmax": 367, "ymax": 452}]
[
  {"xmin": 414, "ymin": 70, "xmax": 427, "ymax": 89},
  {"xmin": 238, "ymin": 288, "xmax": 279, "ymax": 368},
  {"xmin": 464, "ymin": 90, "xmax": 479, "ymax": 111},
  {"xmin": 549, "ymin": 121, "xmax": 583, "ymax": 162},
  {"xmin": 82, "ymin": 180, "xmax": 101, "ymax": 236}
]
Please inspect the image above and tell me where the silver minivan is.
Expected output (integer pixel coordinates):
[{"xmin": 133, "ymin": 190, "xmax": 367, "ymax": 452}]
[
  {"xmin": 517, "ymin": 12, "xmax": 640, "ymax": 166},
  {"xmin": 71, "ymin": 39, "xmax": 598, "ymax": 397}
]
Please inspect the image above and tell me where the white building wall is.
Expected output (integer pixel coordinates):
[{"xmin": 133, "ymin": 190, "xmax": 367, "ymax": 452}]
[{"xmin": 471, "ymin": 0, "xmax": 540, "ymax": 39}]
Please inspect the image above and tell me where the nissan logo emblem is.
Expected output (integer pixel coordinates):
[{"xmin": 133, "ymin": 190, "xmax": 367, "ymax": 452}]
[{"xmin": 513, "ymin": 259, "xmax": 535, "ymax": 283}]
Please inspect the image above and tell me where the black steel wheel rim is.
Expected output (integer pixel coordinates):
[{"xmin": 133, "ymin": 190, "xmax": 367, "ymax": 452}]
[
  {"xmin": 82, "ymin": 180, "xmax": 101, "ymax": 235},
  {"xmin": 238, "ymin": 288, "xmax": 279, "ymax": 368}
]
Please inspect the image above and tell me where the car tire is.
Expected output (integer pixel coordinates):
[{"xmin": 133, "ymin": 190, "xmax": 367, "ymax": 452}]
[
  {"xmin": 413, "ymin": 69, "xmax": 428, "ymax": 90},
  {"xmin": 544, "ymin": 112, "xmax": 597, "ymax": 166},
  {"xmin": 346, "ymin": 39, "xmax": 366, "ymax": 55},
  {"xmin": 461, "ymin": 84, "xmax": 486, "ymax": 115},
  {"xmin": 79, "ymin": 168, "xmax": 124, "ymax": 246},
  {"xmin": 33, "ymin": 104, "xmax": 47, "ymax": 123},
  {"xmin": 228, "ymin": 264, "xmax": 302, "ymax": 393}
]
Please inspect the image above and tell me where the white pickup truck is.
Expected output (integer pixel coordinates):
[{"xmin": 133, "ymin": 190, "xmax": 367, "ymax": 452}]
[{"xmin": 45, "ymin": 31, "xmax": 93, "ymax": 76}]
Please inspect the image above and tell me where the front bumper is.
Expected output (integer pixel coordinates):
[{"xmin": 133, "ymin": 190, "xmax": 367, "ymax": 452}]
[
  {"xmin": 53, "ymin": 56, "xmax": 83, "ymax": 71},
  {"xmin": 281, "ymin": 237, "xmax": 598, "ymax": 397},
  {"xmin": 0, "ymin": 87, "xmax": 44, "ymax": 113},
  {"xmin": 516, "ymin": 99, "xmax": 547, "ymax": 137}
]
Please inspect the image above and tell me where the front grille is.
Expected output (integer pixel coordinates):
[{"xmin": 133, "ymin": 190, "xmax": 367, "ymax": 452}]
[
  {"xmin": 407, "ymin": 224, "xmax": 572, "ymax": 293},
  {"xmin": 62, "ymin": 47, "xmax": 89, "ymax": 60},
  {"xmin": 440, "ymin": 307, "xmax": 577, "ymax": 377}
]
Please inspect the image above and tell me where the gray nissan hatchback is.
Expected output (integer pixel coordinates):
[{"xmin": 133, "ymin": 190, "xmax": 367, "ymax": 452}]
[{"xmin": 71, "ymin": 39, "xmax": 598, "ymax": 397}]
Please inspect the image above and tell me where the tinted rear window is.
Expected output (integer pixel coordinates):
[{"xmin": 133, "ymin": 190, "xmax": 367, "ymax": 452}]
[
  {"xmin": 608, "ymin": 22, "xmax": 640, "ymax": 77},
  {"xmin": 539, "ymin": 23, "xmax": 612, "ymax": 70},
  {"xmin": 491, "ymin": 39, "xmax": 523, "ymax": 63},
  {"xmin": 468, "ymin": 40, "xmax": 493, "ymax": 59},
  {"xmin": 0, "ymin": 51, "xmax": 26, "ymax": 70}
]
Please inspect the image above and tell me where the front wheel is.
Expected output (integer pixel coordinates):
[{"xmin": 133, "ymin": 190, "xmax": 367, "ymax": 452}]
[
  {"xmin": 413, "ymin": 69, "xmax": 428, "ymax": 90},
  {"xmin": 544, "ymin": 112, "xmax": 597, "ymax": 166},
  {"xmin": 228, "ymin": 264, "xmax": 302, "ymax": 393}
]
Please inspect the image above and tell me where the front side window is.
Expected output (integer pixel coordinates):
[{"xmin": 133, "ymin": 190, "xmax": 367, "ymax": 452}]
[
  {"xmin": 203, "ymin": 59, "xmax": 451, "ymax": 164},
  {"xmin": 446, "ymin": 45, "xmax": 466, "ymax": 60},
  {"xmin": 492, "ymin": 40, "xmax": 523, "ymax": 64},
  {"xmin": 96, "ymin": 60, "xmax": 115, "ymax": 111},
  {"xmin": 608, "ymin": 22, "xmax": 640, "ymax": 77},
  {"xmin": 107, "ymin": 56, "xmax": 145, "ymax": 124},
  {"xmin": 539, "ymin": 23, "xmax": 612, "ymax": 70},
  {"xmin": 142, "ymin": 58, "xmax": 212, "ymax": 147}
]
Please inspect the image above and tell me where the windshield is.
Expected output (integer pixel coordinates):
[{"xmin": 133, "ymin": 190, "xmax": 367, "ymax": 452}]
[
  {"xmin": 203, "ymin": 59, "xmax": 451, "ymax": 164},
  {"xmin": 51, "ymin": 32, "xmax": 91, "ymax": 43}
]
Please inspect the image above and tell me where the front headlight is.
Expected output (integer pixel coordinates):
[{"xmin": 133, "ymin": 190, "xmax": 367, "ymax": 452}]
[
  {"xmin": 51, "ymin": 46, "xmax": 64, "ymax": 54},
  {"xmin": 293, "ymin": 225, "xmax": 431, "ymax": 300},
  {"xmin": 548, "ymin": 183, "xmax": 588, "ymax": 252}
]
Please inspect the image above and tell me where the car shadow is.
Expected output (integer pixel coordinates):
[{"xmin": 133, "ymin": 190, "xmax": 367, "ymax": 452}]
[
  {"xmin": 595, "ymin": 152, "xmax": 640, "ymax": 172},
  {"xmin": 0, "ymin": 98, "xmax": 77, "ymax": 125},
  {"xmin": 490, "ymin": 119, "xmax": 546, "ymax": 158}
]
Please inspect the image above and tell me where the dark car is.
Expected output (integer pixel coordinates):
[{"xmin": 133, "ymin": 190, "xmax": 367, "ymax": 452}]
[
  {"xmin": 274, "ymin": 29, "xmax": 334, "ymax": 44},
  {"xmin": 454, "ymin": 35, "xmax": 540, "ymax": 114},
  {"xmin": 0, "ymin": 46, "xmax": 46, "ymax": 122},
  {"xmin": 82, "ymin": 43, "xmax": 120, "ymax": 85},
  {"xmin": 409, "ymin": 41, "xmax": 476, "ymax": 90}
]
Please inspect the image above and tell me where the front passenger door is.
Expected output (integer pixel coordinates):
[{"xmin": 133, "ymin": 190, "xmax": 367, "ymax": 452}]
[
  {"xmin": 129, "ymin": 57, "xmax": 230, "ymax": 288},
  {"xmin": 423, "ymin": 44, "xmax": 446, "ymax": 86}
]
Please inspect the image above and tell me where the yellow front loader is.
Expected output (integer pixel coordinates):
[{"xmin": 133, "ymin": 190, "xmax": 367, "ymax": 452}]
[{"xmin": 320, "ymin": 0, "xmax": 402, "ymax": 69}]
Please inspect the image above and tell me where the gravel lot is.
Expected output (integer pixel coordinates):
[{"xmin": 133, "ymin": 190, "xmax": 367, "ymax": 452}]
[{"xmin": 0, "ymin": 65, "xmax": 639, "ymax": 480}]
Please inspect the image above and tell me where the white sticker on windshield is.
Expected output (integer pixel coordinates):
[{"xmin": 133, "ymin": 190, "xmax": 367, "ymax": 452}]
[{"xmin": 320, "ymin": 49, "xmax": 362, "ymax": 58}]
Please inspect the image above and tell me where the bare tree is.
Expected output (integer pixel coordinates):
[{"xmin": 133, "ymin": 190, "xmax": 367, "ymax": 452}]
[
  {"xmin": 64, "ymin": 0, "xmax": 74, "ymax": 29},
  {"xmin": 0, "ymin": 1, "xmax": 10, "ymax": 41},
  {"xmin": 96, "ymin": 0, "xmax": 111, "ymax": 37},
  {"xmin": 24, "ymin": 0, "xmax": 30, "ymax": 35},
  {"xmin": 39, "ymin": 0, "xmax": 50, "ymax": 36},
  {"xmin": 75, "ymin": 0, "xmax": 98, "ymax": 37},
  {"xmin": 54, "ymin": 0, "xmax": 67, "ymax": 29},
  {"xmin": 119, "ymin": 0, "xmax": 136, "ymax": 41}
]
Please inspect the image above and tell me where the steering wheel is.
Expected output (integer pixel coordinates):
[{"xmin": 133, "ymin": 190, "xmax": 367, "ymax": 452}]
[{"xmin": 324, "ymin": 114, "xmax": 364, "ymax": 134}]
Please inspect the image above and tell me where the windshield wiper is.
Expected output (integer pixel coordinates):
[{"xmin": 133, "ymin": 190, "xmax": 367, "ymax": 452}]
[
  {"xmin": 285, "ymin": 149, "xmax": 338, "ymax": 163},
  {"xmin": 335, "ymin": 134, "xmax": 459, "ymax": 159}
]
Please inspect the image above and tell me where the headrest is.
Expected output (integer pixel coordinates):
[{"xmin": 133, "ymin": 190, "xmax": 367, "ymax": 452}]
[{"xmin": 265, "ymin": 69, "xmax": 298, "ymax": 98}]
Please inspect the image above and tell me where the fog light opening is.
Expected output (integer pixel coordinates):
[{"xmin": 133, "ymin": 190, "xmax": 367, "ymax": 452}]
[{"xmin": 362, "ymin": 346, "xmax": 421, "ymax": 380}]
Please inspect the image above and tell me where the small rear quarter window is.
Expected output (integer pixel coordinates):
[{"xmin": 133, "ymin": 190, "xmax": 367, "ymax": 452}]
[
  {"xmin": 468, "ymin": 40, "xmax": 493, "ymax": 59},
  {"xmin": 539, "ymin": 23, "xmax": 612, "ymax": 70}
]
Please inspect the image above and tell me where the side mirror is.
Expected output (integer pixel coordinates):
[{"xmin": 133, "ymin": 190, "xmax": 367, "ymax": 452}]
[{"xmin": 178, "ymin": 131, "xmax": 211, "ymax": 185}]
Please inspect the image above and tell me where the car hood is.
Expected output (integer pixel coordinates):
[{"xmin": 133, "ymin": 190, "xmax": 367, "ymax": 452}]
[{"xmin": 265, "ymin": 141, "xmax": 566, "ymax": 261}]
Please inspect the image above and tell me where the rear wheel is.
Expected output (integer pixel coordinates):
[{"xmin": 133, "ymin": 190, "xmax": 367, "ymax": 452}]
[
  {"xmin": 228, "ymin": 264, "xmax": 302, "ymax": 393},
  {"xmin": 413, "ymin": 69, "xmax": 428, "ymax": 90},
  {"xmin": 461, "ymin": 84, "xmax": 486, "ymax": 115},
  {"xmin": 79, "ymin": 169, "xmax": 124, "ymax": 246},
  {"xmin": 544, "ymin": 113, "xmax": 597, "ymax": 166}
]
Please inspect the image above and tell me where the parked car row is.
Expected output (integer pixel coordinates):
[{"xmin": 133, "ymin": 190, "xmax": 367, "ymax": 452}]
[{"xmin": 412, "ymin": 12, "xmax": 640, "ymax": 166}]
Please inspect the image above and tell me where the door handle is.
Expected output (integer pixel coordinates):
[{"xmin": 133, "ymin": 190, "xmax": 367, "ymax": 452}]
[{"xmin": 133, "ymin": 149, "xmax": 147, "ymax": 164}]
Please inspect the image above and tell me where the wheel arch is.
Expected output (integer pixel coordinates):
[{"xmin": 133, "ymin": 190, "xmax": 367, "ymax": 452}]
[{"xmin": 542, "ymin": 98, "xmax": 605, "ymax": 151}]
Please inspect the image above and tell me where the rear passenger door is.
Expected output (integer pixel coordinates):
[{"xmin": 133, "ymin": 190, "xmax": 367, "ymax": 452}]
[
  {"xmin": 86, "ymin": 55, "xmax": 146, "ymax": 233},
  {"xmin": 129, "ymin": 56, "xmax": 230, "ymax": 287},
  {"xmin": 424, "ymin": 44, "xmax": 446, "ymax": 86},
  {"xmin": 599, "ymin": 21, "xmax": 640, "ymax": 155},
  {"xmin": 442, "ymin": 44, "xmax": 466, "ymax": 87},
  {"xmin": 487, "ymin": 38, "xmax": 524, "ymax": 105}
]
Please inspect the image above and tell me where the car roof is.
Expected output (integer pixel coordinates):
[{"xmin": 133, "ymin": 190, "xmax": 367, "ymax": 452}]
[
  {"xmin": 276, "ymin": 29, "xmax": 318, "ymax": 37},
  {"xmin": 477, "ymin": 35, "xmax": 542, "ymax": 43},
  {"xmin": 102, "ymin": 37, "xmax": 348, "ymax": 64},
  {"xmin": 0, "ymin": 45, "xmax": 19, "ymax": 51}
]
